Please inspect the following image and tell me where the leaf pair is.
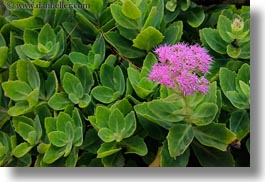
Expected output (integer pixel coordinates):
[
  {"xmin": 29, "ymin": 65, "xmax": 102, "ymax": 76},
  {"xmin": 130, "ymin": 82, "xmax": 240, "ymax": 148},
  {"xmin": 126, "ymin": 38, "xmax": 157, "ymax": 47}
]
[
  {"xmin": 166, "ymin": 123, "xmax": 236, "ymax": 159},
  {"xmin": 127, "ymin": 53, "xmax": 158, "ymax": 99},
  {"xmin": 43, "ymin": 108, "xmax": 83, "ymax": 164},
  {"xmin": 93, "ymin": 106, "xmax": 136, "ymax": 143},
  {"xmin": 12, "ymin": 115, "xmax": 42, "ymax": 158},
  {"xmin": 135, "ymin": 83, "xmax": 219, "ymax": 129},
  {"xmin": 2, "ymin": 60, "xmax": 40, "ymax": 116},
  {"xmin": 91, "ymin": 62, "xmax": 125, "ymax": 104},
  {"xmin": 0, "ymin": 131, "xmax": 12, "ymax": 166},
  {"xmin": 109, "ymin": 0, "xmax": 164, "ymax": 52},
  {"xmin": 220, "ymin": 64, "xmax": 250, "ymax": 109},
  {"xmin": 69, "ymin": 34, "xmax": 105, "ymax": 71},
  {"xmin": 48, "ymin": 64, "xmax": 93, "ymax": 109},
  {"xmin": 15, "ymin": 24, "xmax": 65, "ymax": 67}
]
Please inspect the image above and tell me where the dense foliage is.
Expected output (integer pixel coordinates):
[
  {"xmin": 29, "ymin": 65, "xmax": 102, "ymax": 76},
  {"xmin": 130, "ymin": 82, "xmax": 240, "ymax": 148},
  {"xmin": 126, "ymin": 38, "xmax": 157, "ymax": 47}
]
[{"xmin": 0, "ymin": 0, "xmax": 250, "ymax": 167}]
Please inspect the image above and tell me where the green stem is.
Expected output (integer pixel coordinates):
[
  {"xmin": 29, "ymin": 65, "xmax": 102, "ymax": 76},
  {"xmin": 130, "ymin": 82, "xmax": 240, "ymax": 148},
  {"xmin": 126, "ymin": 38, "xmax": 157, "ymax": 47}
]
[{"xmin": 183, "ymin": 95, "xmax": 192, "ymax": 124}]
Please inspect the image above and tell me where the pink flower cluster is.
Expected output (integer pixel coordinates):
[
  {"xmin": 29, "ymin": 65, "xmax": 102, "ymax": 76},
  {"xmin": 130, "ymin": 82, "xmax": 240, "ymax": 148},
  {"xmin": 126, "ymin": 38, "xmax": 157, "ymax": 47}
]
[{"xmin": 149, "ymin": 43, "xmax": 212, "ymax": 95}]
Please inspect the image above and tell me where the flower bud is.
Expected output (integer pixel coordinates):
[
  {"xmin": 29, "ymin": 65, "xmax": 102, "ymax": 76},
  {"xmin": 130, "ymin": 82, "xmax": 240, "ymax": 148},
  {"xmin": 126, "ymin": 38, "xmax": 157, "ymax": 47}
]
[{"xmin": 231, "ymin": 18, "xmax": 244, "ymax": 32}]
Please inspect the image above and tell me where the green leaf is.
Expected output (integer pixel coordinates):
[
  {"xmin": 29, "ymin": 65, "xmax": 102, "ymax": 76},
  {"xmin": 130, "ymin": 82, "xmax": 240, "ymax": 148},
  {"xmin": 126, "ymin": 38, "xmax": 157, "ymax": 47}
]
[
  {"xmin": 111, "ymin": 98, "xmax": 133, "ymax": 116},
  {"xmin": 190, "ymin": 103, "xmax": 218, "ymax": 126},
  {"xmin": 200, "ymin": 28, "xmax": 227, "ymax": 54},
  {"xmin": 12, "ymin": 142, "xmax": 33, "ymax": 158},
  {"xmin": 81, "ymin": 128, "xmax": 102, "ymax": 154},
  {"xmin": 122, "ymin": 136, "xmax": 147, "ymax": 156},
  {"xmin": 133, "ymin": 26, "xmax": 164, "ymax": 51},
  {"xmin": 98, "ymin": 128, "xmax": 115, "ymax": 143},
  {"xmin": 187, "ymin": 8, "xmax": 205, "ymax": 28},
  {"xmin": 163, "ymin": 21, "xmax": 183, "ymax": 44},
  {"xmin": 31, "ymin": 59, "xmax": 51, "ymax": 68},
  {"xmin": 203, "ymin": 82, "xmax": 217, "ymax": 104},
  {"xmin": 2, "ymin": 81, "xmax": 32, "ymax": 101},
  {"xmin": 45, "ymin": 117, "xmax": 57, "ymax": 134},
  {"xmin": 72, "ymin": 107, "xmax": 82, "ymax": 128},
  {"xmin": 63, "ymin": 72, "xmax": 84, "ymax": 100},
  {"xmin": 75, "ymin": 12, "xmax": 99, "ymax": 35},
  {"xmin": 227, "ymin": 44, "xmax": 241, "ymax": 58},
  {"xmin": 113, "ymin": 66, "xmax": 125, "ymax": 95},
  {"xmin": 0, "ymin": 145, "xmax": 7, "ymax": 158},
  {"xmin": 239, "ymin": 80, "xmax": 250, "ymax": 98},
  {"xmin": 91, "ymin": 86, "xmax": 119, "ymax": 104},
  {"xmin": 143, "ymin": 7, "xmax": 158, "ymax": 29},
  {"xmin": 148, "ymin": 99, "xmax": 185, "ymax": 123},
  {"xmin": 192, "ymin": 141, "xmax": 235, "ymax": 167},
  {"xmin": 69, "ymin": 93, "xmax": 79, "ymax": 104},
  {"xmin": 160, "ymin": 141, "xmax": 190, "ymax": 167},
  {"xmin": 16, "ymin": 153, "xmax": 32, "ymax": 167},
  {"xmin": 23, "ymin": 29, "xmax": 38, "ymax": 45},
  {"xmin": 102, "ymin": 151, "xmax": 125, "ymax": 167},
  {"xmin": 100, "ymin": 63, "xmax": 114, "ymax": 89},
  {"xmin": 69, "ymin": 52, "xmax": 88, "ymax": 65},
  {"xmin": 76, "ymin": 65, "xmax": 94, "ymax": 93},
  {"xmin": 97, "ymin": 142, "xmax": 122, "ymax": 158},
  {"xmin": 229, "ymin": 110, "xmax": 250, "ymax": 141},
  {"xmin": 0, "ymin": 132, "xmax": 11, "ymax": 163},
  {"xmin": 38, "ymin": 24, "xmax": 56, "ymax": 45},
  {"xmin": 225, "ymin": 91, "xmax": 249, "ymax": 109},
  {"xmin": 104, "ymin": 31, "xmax": 146, "ymax": 58},
  {"xmin": 142, "ymin": 53, "xmax": 158, "ymax": 73},
  {"xmin": 17, "ymin": 123, "xmax": 37, "ymax": 145},
  {"xmin": 16, "ymin": 60, "xmax": 40, "ymax": 89},
  {"xmin": 217, "ymin": 15, "xmax": 233, "ymax": 43},
  {"xmin": 65, "ymin": 147, "xmax": 78, "ymax": 167},
  {"xmin": 95, "ymin": 106, "xmax": 111, "ymax": 129},
  {"xmin": 64, "ymin": 122, "xmax": 74, "ymax": 143},
  {"xmin": 180, "ymin": 0, "xmax": 191, "ymax": 11},
  {"xmin": 57, "ymin": 112, "xmax": 74, "ymax": 132},
  {"xmin": 12, "ymin": 16, "xmax": 43, "ymax": 29},
  {"xmin": 34, "ymin": 115, "xmax": 42, "ymax": 141},
  {"xmin": 37, "ymin": 143, "xmax": 50, "ymax": 154},
  {"xmin": 48, "ymin": 131, "xmax": 68, "ymax": 147},
  {"xmin": 12, "ymin": 116, "xmax": 34, "ymax": 130},
  {"xmin": 73, "ymin": 127, "xmax": 83, "ymax": 146},
  {"xmin": 45, "ymin": 71, "xmax": 58, "ymax": 99},
  {"xmin": 128, "ymin": 67, "xmax": 149, "ymax": 98},
  {"xmin": 166, "ymin": 1, "xmax": 177, "ymax": 12},
  {"xmin": 122, "ymin": 0, "xmax": 142, "ymax": 19},
  {"xmin": 27, "ymin": 88, "xmax": 39, "ymax": 107},
  {"xmin": 108, "ymin": 109, "xmax": 126, "ymax": 142},
  {"xmin": 220, "ymin": 67, "xmax": 236, "ymax": 92},
  {"xmin": 110, "ymin": 4, "xmax": 139, "ymax": 29},
  {"xmin": 43, "ymin": 145, "xmax": 67, "ymax": 164},
  {"xmin": 134, "ymin": 103, "xmax": 174, "ymax": 130},
  {"xmin": 239, "ymin": 42, "xmax": 250, "ymax": 59},
  {"xmin": 0, "ymin": 46, "xmax": 8, "ymax": 67},
  {"xmin": 18, "ymin": 44, "xmax": 44, "ymax": 59},
  {"xmin": 193, "ymin": 123, "xmax": 237, "ymax": 151},
  {"xmin": 85, "ymin": 0, "xmax": 103, "ymax": 15},
  {"xmin": 8, "ymin": 101, "xmax": 31, "ymax": 116},
  {"xmin": 237, "ymin": 63, "xmax": 250, "ymax": 84},
  {"xmin": 78, "ymin": 94, "xmax": 91, "ymax": 108},
  {"xmin": 246, "ymin": 138, "xmax": 250, "ymax": 153},
  {"xmin": 167, "ymin": 124, "xmax": 194, "ymax": 158},
  {"xmin": 87, "ymin": 34, "xmax": 105, "ymax": 69},
  {"xmin": 219, "ymin": 67, "xmax": 249, "ymax": 109},
  {"xmin": 123, "ymin": 111, "xmax": 137, "ymax": 138},
  {"xmin": 48, "ymin": 93, "xmax": 72, "ymax": 110}
]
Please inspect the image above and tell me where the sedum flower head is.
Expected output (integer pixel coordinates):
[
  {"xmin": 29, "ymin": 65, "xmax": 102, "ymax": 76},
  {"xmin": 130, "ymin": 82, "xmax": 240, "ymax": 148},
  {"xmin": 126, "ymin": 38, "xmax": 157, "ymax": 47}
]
[{"xmin": 149, "ymin": 43, "xmax": 212, "ymax": 95}]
